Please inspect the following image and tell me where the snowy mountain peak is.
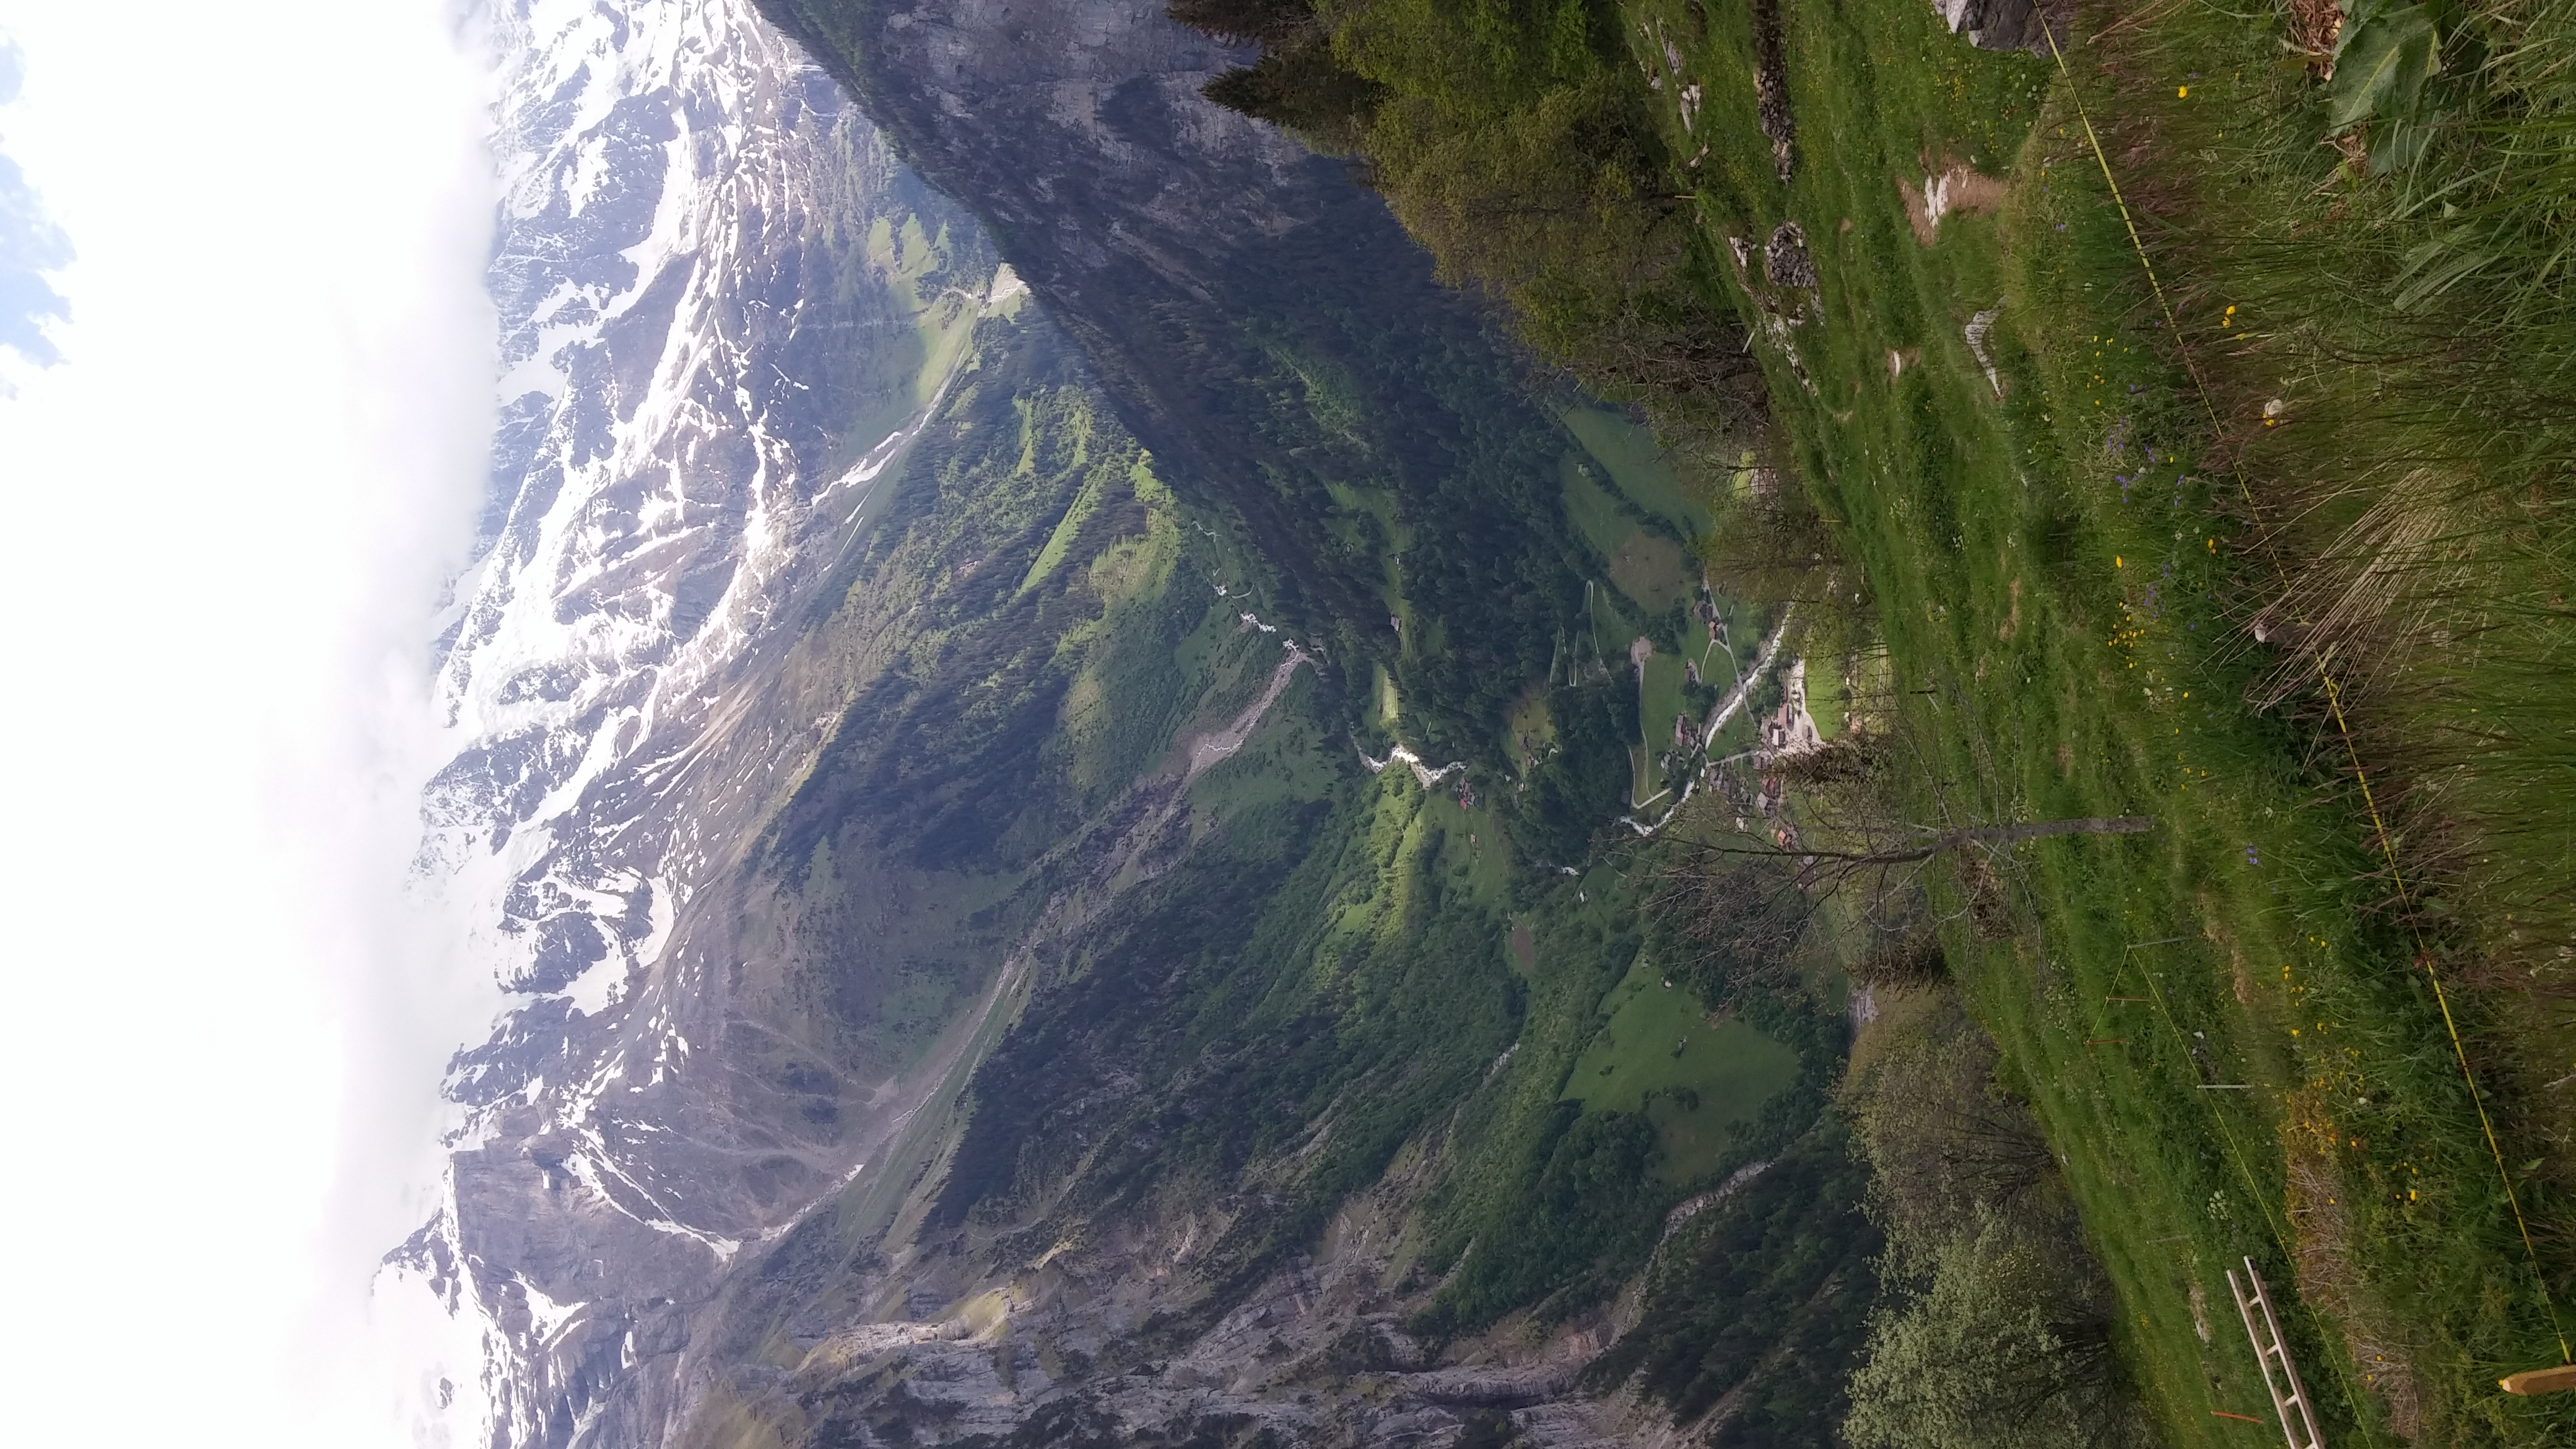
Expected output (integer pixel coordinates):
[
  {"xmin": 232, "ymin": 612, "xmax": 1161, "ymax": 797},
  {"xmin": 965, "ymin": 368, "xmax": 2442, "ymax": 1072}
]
[{"xmin": 385, "ymin": 3, "xmax": 998, "ymax": 1443}]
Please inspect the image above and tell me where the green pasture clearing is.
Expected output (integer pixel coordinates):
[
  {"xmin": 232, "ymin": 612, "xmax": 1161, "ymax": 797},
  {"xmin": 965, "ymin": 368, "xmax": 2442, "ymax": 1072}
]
[
  {"xmin": 1417, "ymin": 787, "xmax": 1514, "ymax": 902},
  {"xmin": 1503, "ymin": 682, "xmax": 1554, "ymax": 772},
  {"xmin": 1708, "ymin": 713, "xmax": 1755, "ymax": 761},
  {"xmin": 1607, "ymin": 529, "xmax": 1690, "ymax": 617},
  {"xmin": 1687, "ymin": 629, "xmax": 1723, "ymax": 690},
  {"xmin": 1638, "ymin": 648, "xmax": 1690, "ymax": 796},
  {"xmin": 1560, "ymin": 449, "xmax": 1694, "ymax": 615},
  {"xmin": 1640, "ymin": 649, "xmax": 1687, "ymax": 742},
  {"xmin": 1565, "ymin": 954, "xmax": 1803, "ymax": 1184},
  {"xmin": 1562, "ymin": 404, "xmax": 1713, "ymax": 536},
  {"xmin": 1802, "ymin": 656, "xmax": 1845, "ymax": 741},
  {"xmin": 1620, "ymin": 0, "xmax": 2576, "ymax": 1436},
  {"xmin": 1559, "ymin": 451, "xmax": 1631, "ymax": 561}
]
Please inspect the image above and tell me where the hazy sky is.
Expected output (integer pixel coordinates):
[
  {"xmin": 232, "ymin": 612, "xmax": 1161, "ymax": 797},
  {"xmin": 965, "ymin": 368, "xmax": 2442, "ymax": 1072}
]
[{"xmin": 0, "ymin": 3, "xmax": 498, "ymax": 1441}]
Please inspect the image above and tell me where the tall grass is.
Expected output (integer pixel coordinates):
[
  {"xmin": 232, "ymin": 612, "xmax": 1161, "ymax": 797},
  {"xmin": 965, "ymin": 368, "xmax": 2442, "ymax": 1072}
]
[{"xmin": 2054, "ymin": 0, "xmax": 2576, "ymax": 1139}]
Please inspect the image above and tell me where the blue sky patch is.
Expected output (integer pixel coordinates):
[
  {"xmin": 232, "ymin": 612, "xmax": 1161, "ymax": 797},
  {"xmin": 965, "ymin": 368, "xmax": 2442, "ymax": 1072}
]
[{"xmin": 0, "ymin": 39, "xmax": 72, "ymax": 372}]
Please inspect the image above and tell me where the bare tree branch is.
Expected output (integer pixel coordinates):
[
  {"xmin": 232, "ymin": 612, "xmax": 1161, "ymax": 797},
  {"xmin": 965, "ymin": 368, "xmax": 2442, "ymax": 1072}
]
[{"xmin": 1664, "ymin": 814, "xmax": 2155, "ymax": 866}]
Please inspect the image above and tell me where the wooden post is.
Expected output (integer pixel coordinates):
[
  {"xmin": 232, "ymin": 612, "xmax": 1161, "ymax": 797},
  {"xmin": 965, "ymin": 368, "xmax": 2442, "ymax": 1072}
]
[{"xmin": 2500, "ymin": 1364, "xmax": 2576, "ymax": 1395}]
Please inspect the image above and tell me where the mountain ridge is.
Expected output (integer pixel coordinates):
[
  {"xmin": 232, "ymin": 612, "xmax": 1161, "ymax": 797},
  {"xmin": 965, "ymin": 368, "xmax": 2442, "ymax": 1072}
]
[{"xmin": 393, "ymin": 2, "xmax": 1860, "ymax": 1445}]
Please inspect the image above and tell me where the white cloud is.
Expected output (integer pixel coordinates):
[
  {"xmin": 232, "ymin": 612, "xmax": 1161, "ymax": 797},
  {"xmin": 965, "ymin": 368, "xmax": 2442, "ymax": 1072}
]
[
  {"xmin": 0, "ymin": 3, "xmax": 497, "ymax": 1443},
  {"xmin": 0, "ymin": 36, "xmax": 74, "ymax": 376}
]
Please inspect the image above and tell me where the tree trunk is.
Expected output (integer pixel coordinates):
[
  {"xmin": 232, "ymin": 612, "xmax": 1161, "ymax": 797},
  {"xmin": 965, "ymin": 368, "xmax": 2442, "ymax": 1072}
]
[{"xmin": 1830, "ymin": 814, "xmax": 2156, "ymax": 864}]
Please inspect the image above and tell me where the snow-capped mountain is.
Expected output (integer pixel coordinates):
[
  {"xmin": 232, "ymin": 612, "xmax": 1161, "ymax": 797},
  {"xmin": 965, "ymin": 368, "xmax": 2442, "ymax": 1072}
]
[
  {"xmin": 385, "ymin": 2, "xmax": 1005, "ymax": 1442},
  {"xmin": 376, "ymin": 0, "xmax": 1684, "ymax": 1443}
]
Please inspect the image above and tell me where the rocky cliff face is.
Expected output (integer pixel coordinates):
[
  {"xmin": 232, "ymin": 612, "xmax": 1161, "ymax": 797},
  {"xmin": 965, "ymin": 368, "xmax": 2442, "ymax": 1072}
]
[
  {"xmin": 658, "ymin": 1115, "xmax": 1664, "ymax": 1449},
  {"xmin": 750, "ymin": 0, "xmax": 1600, "ymax": 742},
  {"xmin": 386, "ymin": 1, "xmax": 1014, "ymax": 1440},
  {"xmin": 747, "ymin": 0, "xmax": 1318, "ymax": 348}
]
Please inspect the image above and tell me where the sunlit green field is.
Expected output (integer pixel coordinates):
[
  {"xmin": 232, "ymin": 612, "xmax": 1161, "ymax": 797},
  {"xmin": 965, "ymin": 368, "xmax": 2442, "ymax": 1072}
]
[
  {"xmin": 1565, "ymin": 953, "xmax": 1804, "ymax": 1182},
  {"xmin": 1618, "ymin": 0, "xmax": 2576, "ymax": 1438}
]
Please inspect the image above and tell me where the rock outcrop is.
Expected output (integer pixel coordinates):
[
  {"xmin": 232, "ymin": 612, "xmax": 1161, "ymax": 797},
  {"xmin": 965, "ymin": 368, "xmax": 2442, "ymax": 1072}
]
[
  {"xmin": 750, "ymin": 0, "xmax": 1594, "ymax": 671},
  {"xmin": 1935, "ymin": 0, "xmax": 2066, "ymax": 52}
]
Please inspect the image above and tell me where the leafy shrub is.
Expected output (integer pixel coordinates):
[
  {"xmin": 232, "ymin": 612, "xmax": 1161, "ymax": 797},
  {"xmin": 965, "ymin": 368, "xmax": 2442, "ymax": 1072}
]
[
  {"xmin": 1843, "ymin": 1206, "xmax": 2150, "ymax": 1449},
  {"xmin": 1839, "ymin": 997, "xmax": 2151, "ymax": 1448}
]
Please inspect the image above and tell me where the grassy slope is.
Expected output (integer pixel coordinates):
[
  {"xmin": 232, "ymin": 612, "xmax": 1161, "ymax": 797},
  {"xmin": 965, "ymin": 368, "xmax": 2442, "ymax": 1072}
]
[
  {"xmin": 1563, "ymin": 954, "xmax": 1803, "ymax": 1183},
  {"xmin": 1621, "ymin": 0, "xmax": 2576, "ymax": 1439},
  {"xmin": 1547, "ymin": 411, "xmax": 1751, "ymax": 804}
]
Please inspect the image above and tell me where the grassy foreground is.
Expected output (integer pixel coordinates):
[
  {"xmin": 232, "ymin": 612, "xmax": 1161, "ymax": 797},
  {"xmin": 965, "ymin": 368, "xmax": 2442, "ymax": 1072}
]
[
  {"xmin": 1190, "ymin": 0, "xmax": 2576, "ymax": 1437},
  {"xmin": 1638, "ymin": 0, "xmax": 2576, "ymax": 1423},
  {"xmin": 1644, "ymin": 0, "xmax": 2576, "ymax": 1438},
  {"xmin": 1638, "ymin": 0, "xmax": 2576, "ymax": 1439}
]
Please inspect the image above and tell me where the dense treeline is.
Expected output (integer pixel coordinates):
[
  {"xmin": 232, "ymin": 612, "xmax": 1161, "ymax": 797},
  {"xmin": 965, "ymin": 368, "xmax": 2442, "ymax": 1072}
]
[
  {"xmin": 1182, "ymin": 0, "xmax": 1763, "ymax": 442},
  {"xmin": 1580, "ymin": 1123, "xmax": 1879, "ymax": 1447},
  {"xmin": 1499, "ymin": 676, "xmax": 1635, "ymax": 868},
  {"xmin": 1839, "ymin": 994, "xmax": 2153, "ymax": 1448}
]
